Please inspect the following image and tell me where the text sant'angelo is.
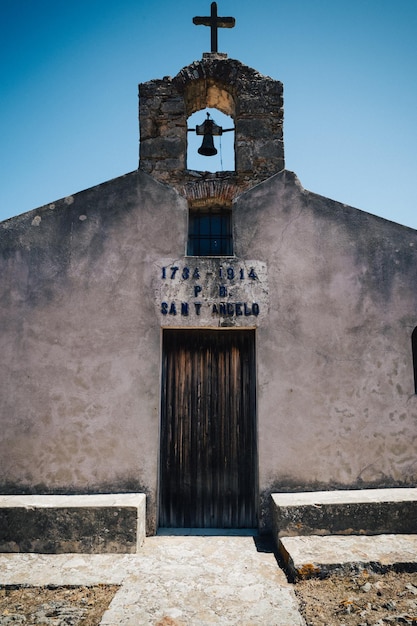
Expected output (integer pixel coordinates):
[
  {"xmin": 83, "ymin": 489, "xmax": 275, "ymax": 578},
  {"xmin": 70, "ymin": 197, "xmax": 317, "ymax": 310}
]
[{"xmin": 160, "ymin": 265, "xmax": 260, "ymax": 318}]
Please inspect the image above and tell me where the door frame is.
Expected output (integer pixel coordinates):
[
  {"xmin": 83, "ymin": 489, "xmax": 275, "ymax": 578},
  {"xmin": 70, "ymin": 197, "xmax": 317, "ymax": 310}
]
[{"xmin": 157, "ymin": 327, "xmax": 259, "ymax": 529}]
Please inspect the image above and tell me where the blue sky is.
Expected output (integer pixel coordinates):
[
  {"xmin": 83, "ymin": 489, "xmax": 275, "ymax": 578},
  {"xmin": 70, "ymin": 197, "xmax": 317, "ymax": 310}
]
[{"xmin": 1, "ymin": 0, "xmax": 416, "ymax": 228}]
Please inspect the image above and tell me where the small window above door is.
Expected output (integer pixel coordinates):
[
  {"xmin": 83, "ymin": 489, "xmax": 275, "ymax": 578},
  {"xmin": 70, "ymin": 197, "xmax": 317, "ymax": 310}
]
[{"xmin": 187, "ymin": 207, "xmax": 233, "ymax": 256}]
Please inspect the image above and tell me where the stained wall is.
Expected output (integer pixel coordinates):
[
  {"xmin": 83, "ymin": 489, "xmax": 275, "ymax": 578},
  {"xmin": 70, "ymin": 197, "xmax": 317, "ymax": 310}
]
[{"xmin": 1, "ymin": 56, "xmax": 416, "ymax": 533}]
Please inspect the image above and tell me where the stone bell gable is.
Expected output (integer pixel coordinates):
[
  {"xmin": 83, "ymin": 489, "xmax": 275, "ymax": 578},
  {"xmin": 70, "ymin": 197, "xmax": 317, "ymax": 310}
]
[{"xmin": 139, "ymin": 54, "xmax": 284, "ymax": 197}]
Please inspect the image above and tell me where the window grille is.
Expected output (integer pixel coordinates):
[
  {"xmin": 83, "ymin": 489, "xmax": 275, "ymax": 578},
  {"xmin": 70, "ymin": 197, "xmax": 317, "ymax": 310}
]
[{"xmin": 187, "ymin": 208, "xmax": 233, "ymax": 256}]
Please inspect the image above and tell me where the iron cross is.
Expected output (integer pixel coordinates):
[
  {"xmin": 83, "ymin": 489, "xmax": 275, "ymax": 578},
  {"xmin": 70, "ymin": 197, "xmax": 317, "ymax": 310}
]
[{"xmin": 193, "ymin": 2, "xmax": 235, "ymax": 53}]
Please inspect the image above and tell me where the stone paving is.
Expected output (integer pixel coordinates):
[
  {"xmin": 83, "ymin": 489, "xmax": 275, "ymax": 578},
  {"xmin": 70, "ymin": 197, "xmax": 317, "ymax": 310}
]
[
  {"xmin": 0, "ymin": 533, "xmax": 305, "ymax": 625},
  {"xmin": 280, "ymin": 533, "xmax": 417, "ymax": 583}
]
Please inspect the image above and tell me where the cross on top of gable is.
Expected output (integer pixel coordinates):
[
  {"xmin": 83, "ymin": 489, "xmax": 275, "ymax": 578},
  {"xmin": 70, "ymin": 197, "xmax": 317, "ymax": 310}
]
[{"xmin": 193, "ymin": 2, "xmax": 235, "ymax": 53}]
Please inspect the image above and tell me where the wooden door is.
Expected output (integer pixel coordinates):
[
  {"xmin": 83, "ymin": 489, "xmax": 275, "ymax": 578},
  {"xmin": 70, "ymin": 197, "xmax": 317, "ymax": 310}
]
[{"xmin": 159, "ymin": 329, "xmax": 257, "ymax": 528}]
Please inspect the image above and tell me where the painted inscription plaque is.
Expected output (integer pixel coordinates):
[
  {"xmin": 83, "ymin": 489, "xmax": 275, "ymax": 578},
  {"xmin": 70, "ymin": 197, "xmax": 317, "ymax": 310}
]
[{"xmin": 155, "ymin": 258, "xmax": 268, "ymax": 326}]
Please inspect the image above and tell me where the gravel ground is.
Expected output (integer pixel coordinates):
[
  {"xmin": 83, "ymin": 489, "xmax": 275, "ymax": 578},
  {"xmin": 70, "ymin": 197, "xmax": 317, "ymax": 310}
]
[
  {"xmin": 1, "ymin": 571, "xmax": 417, "ymax": 625},
  {"xmin": 0, "ymin": 585, "xmax": 118, "ymax": 625},
  {"xmin": 295, "ymin": 570, "xmax": 417, "ymax": 626}
]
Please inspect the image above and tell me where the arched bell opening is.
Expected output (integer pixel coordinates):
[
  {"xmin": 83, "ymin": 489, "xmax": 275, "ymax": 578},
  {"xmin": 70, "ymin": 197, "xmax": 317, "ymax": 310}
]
[
  {"xmin": 187, "ymin": 108, "xmax": 235, "ymax": 172},
  {"xmin": 139, "ymin": 57, "xmax": 284, "ymax": 186}
]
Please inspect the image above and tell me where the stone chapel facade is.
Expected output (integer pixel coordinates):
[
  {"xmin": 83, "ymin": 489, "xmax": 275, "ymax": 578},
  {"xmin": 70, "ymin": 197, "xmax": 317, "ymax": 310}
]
[{"xmin": 1, "ymin": 52, "xmax": 416, "ymax": 534}]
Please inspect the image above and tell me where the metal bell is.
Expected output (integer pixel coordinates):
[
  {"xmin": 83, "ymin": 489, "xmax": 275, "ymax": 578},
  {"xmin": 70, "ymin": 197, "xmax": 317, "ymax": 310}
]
[
  {"xmin": 198, "ymin": 132, "xmax": 218, "ymax": 156},
  {"xmin": 196, "ymin": 114, "xmax": 219, "ymax": 156},
  {"xmin": 188, "ymin": 111, "xmax": 233, "ymax": 157}
]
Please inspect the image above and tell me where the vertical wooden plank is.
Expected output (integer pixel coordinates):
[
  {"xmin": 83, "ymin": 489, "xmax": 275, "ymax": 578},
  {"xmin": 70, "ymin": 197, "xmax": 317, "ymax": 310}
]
[{"xmin": 160, "ymin": 330, "xmax": 257, "ymax": 528}]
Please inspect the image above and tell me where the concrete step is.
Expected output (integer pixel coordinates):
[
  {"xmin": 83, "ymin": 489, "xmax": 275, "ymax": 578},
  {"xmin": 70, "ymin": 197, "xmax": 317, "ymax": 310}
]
[
  {"xmin": 271, "ymin": 489, "xmax": 417, "ymax": 580},
  {"xmin": 279, "ymin": 534, "xmax": 417, "ymax": 580},
  {"xmin": 271, "ymin": 488, "xmax": 417, "ymax": 537},
  {"xmin": 0, "ymin": 494, "xmax": 146, "ymax": 553}
]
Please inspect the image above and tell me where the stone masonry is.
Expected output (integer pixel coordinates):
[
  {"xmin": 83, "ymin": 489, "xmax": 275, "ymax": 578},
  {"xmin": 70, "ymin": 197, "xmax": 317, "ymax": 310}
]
[{"xmin": 139, "ymin": 53, "xmax": 284, "ymax": 204}]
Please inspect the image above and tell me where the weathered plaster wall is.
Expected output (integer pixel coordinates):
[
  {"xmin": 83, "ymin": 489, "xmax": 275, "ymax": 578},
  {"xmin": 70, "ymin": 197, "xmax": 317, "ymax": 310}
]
[
  {"xmin": 0, "ymin": 171, "xmax": 187, "ymax": 533},
  {"xmin": 1, "ymin": 168, "xmax": 416, "ymax": 532},
  {"xmin": 233, "ymin": 171, "xmax": 417, "ymax": 528}
]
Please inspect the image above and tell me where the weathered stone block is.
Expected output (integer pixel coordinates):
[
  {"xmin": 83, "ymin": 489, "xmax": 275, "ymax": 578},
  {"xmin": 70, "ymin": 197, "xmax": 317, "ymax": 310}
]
[
  {"xmin": 235, "ymin": 143, "xmax": 253, "ymax": 172},
  {"xmin": 0, "ymin": 494, "xmax": 146, "ymax": 553},
  {"xmin": 237, "ymin": 118, "xmax": 278, "ymax": 139},
  {"xmin": 271, "ymin": 489, "xmax": 417, "ymax": 538},
  {"xmin": 152, "ymin": 158, "xmax": 185, "ymax": 172},
  {"xmin": 256, "ymin": 139, "xmax": 284, "ymax": 160},
  {"xmin": 139, "ymin": 117, "xmax": 158, "ymax": 141},
  {"xmin": 140, "ymin": 136, "xmax": 184, "ymax": 159},
  {"xmin": 161, "ymin": 99, "xmax": 186, "ymax": 116},
  {"xmin": 279, "ymin": 534, "xmax": 417, "ymax": 581}
]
